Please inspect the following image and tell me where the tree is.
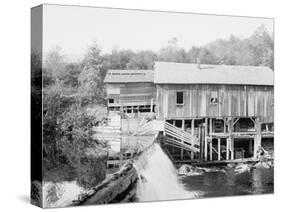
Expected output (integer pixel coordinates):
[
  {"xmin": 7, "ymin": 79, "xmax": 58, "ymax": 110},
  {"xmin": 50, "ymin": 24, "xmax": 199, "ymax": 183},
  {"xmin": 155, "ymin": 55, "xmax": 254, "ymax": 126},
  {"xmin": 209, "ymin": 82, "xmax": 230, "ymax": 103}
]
[
  {"xmin": 78, "ymin": 42, "xmax": 105, "ymax": 104},
  {"xmin": 109, "ymin": 49, "xmax": 135, "ymax": 69},
  {"xmin": 62, "ymin": 63, "xmax": 82, "ymax": 88},
  {"xmin": 44, "ymin": 46, "xmax": 66, "ymax": 84},
  {"xmin": 159, "ymin": 37, "xmax": 189, "ymax": 63},
  {"xmin": 249, "ymin": 25, "xmax": 274, "ymax": 69},
  {"xmin": 127, "ymin": 50, "xmax": 157, "ymax": 69},
  {"xmin": 78, "ymin": 66, "xmax": 102, "ymax": 104}
]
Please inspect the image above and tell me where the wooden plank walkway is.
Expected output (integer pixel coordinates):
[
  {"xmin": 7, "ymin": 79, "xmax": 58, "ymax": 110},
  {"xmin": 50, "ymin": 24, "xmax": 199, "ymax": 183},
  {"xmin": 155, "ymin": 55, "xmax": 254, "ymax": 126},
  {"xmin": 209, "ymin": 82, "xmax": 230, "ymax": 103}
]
[{"xmin": 163, "ymin": 121, "xmax": 200, "ymax": 153}]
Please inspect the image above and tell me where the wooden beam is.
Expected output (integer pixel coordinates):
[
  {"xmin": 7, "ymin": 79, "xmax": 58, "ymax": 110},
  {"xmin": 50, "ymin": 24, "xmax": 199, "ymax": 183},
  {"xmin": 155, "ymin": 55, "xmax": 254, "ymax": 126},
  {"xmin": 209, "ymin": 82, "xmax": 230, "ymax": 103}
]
[
  {"xmin": 254, "ymin": 117, "xmax": 262, "ymax": 158},
  {"xmin": 223, "ymin": 118, "xmax": 226, "ymax": 133},
  {"xmin": 218, "ymin": 138, "xmax": 221, "ymax": 161},
  {"xmin": 204, "ymin": 118, "xmax": 208, "ymax": 161},
  {"xmin": 229, "ymin": 118, "xmax": 234, "ymax": 160},
  {"xmin": 226, "ymin": 138, "xmax": 229, "ymax": 160},
  {"xmin": 181, "ymin": 119, "xmax": 184, "ymax": 160},
  {"xmin": 210, "ymin": 139, "xmax": 213, "ymax": 161},
  {"xmin": 232, "ymin": 117, "xmax": 240, "ymax": 128},
  {"xmin": 199, "ymin": 124, "xmax": 203, "ymax": 160},
  {"xmin": 226, "ymin": 118, "xmax": 234, "ymax": 160},
  {"xmin": 210, "ymin": 119, "xmax": 213, "ymax": 161},
  {"xmin": 231, "ymin": 138, "xmax": 234, "ymax": 160},
  {"xmin": 191, "ymin": 119, "xmax": 195, "ymax": 160}
]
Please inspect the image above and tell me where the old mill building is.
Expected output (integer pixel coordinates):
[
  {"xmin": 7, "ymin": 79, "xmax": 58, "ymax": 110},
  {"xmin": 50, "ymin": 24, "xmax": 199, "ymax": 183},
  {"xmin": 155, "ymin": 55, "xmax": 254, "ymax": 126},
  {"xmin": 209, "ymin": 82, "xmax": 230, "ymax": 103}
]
[{"xmin": 104, "ymin": 61, "xmax": 274, "ymax": 162}]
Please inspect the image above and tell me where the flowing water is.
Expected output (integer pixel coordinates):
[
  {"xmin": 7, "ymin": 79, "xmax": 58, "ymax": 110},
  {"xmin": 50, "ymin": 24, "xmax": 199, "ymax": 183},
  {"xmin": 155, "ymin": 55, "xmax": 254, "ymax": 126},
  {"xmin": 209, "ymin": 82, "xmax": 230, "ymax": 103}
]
[{"xmin": 134, "ymin": 144, "xmax": 195, "ymax": 202}]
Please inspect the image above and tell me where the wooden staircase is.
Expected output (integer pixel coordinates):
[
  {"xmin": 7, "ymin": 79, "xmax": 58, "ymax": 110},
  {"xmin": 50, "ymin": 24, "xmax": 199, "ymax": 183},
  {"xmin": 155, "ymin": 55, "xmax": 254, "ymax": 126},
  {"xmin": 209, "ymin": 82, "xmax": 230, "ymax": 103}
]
[{"xmin": 163, "ymin": 121, "xmax": 200, "ymax": 153}]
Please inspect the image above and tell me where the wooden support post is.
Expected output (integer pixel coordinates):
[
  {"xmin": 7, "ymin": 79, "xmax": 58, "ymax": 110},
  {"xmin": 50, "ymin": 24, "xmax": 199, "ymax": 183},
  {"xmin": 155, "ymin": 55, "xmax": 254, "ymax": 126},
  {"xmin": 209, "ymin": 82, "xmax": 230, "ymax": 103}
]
[
  {"xmin": 231, "ymin": 137, "xmax": 234, "ymax": 160},
  {"xmin": 181, "ymin": 119, "xmax": 184, "ymax": 161},
  {"xmin": 226, "ymin": 138, "xmax": 229, "ymax": 160},
  {"xmin": 191, "ymin": 119, "xmax": 195, "ymax": 160},
  {"xmin": 218, "ymin": 138, "xmax": 221, "ymax": 161},
  {"xmin": 227, "ymin": 118, "xmax": 234, "ymax": 160},
  {"xmin": 199, "ymin": 124, "xmax": 203, "ymax": 160},
  {"xmin": 204, "ymin": 118, "xmax": 208, "ymax": 161},
  {"xmin": 254, "ymin": 117, "xmax": 262, "ymax": 158},
  {"xmin": 210, "ymin": 118, "xmax": 213, "ymax": 135},
  {"xmin": 210, "ymin": 139, "xmax": 213, "ymax": 161},
  {"xmin": 209, "ymin": 118, "xmax": 213, "ymax": 161}
]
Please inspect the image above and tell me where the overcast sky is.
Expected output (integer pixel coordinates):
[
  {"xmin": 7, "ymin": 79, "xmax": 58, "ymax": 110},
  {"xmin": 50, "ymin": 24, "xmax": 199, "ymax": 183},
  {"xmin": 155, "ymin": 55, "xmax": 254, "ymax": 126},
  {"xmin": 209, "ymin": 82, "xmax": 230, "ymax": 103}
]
[{"xmin": 43, "ymin": 4, "xmax": 273, "ymax": 60}]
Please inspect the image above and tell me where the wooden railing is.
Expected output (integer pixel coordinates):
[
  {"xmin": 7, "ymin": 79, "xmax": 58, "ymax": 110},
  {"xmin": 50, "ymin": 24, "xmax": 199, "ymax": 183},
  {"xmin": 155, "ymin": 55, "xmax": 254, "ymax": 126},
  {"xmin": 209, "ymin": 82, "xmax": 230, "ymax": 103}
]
[
  {"xmin": 133, "ymin": 121, "xmax": 154, "ymax": 136},
  {"xmin": 163, "ymin": 122, "xmax": 200, "ymax": 153}
]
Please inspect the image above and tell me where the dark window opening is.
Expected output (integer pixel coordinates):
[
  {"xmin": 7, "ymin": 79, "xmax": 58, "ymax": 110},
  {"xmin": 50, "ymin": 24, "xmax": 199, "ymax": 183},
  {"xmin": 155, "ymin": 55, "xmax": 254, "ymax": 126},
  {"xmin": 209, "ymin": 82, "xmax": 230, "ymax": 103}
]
[
  {"xmin": 176, "ymin": 91, "xmax": 184, "ymax": 105},
  {"xmin": 210, "ymin": 97, "xmax": 218, "ymax": 104},
  {"xmin": 108, "ymin": 98, "xmax": 114, "ymax": 104},
  {"xmin": 210, "ymin": 91, "xmax": 218, "ymax": 104}
]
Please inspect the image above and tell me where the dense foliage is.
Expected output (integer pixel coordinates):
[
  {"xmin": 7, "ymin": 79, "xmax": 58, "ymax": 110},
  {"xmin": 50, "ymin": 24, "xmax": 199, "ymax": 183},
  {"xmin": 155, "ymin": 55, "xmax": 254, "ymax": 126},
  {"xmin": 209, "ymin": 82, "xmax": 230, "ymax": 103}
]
[
  {"xmin": 41, "ymin": 43, "xmax": 108, "ymax": 187},
  {"xmin": 102, "ymin": 25, "xmax": 273, "ymax": 70}
]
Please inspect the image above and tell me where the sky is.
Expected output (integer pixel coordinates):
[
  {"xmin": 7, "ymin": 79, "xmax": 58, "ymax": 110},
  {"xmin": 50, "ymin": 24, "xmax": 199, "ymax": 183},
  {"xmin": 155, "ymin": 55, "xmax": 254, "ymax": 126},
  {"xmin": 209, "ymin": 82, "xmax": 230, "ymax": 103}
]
[{"xmin": 43, "ymin": 4, "xmax": 274, "ymax": 60}]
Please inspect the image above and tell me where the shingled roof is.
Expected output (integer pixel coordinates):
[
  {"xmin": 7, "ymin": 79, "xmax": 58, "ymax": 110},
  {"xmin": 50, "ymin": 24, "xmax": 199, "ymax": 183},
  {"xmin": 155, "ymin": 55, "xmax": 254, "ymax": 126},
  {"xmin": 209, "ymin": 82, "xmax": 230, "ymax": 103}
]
[
  {"xmin": 104, "ymin": 69, "xmax": 154, "ymax": 83},
  {"xmin": 154, "ymin": 62, "xmax": 273, "ymax": 86}
]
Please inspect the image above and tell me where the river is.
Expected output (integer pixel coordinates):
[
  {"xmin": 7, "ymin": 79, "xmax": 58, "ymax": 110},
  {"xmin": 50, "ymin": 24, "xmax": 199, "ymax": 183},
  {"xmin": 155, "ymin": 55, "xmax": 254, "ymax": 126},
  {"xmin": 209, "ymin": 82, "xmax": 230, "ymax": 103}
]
[
  {"xmin": 42, "ymin": 139, "xmax": 273, "ymax": 207},
  {"xmin": 181, "ymin": 165, "xmax": 273, "ymax": 198}
]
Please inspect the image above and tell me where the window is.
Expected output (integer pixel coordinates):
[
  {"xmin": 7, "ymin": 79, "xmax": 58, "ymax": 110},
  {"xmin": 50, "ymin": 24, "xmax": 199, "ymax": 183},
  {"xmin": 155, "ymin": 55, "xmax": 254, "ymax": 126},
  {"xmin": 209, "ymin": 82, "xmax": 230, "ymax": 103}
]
[
  {"xmin": 176, "ymin": 91, "xmax": 184, "ymax": 105},
  {"xmin": 210, "ymin": 91, "xmax": 218, "ymax": 104},
  {"xmin": 108, "ymin": 98, "xmax": 114, "ymax": 104}
]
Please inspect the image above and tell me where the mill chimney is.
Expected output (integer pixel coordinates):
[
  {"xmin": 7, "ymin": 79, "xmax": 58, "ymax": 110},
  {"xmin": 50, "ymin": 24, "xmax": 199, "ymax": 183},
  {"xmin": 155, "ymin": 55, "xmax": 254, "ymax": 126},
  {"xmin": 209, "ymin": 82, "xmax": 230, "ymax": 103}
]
[{"xmin": 197, "ymin": 57, "xmax": 201, "ymax": 69}]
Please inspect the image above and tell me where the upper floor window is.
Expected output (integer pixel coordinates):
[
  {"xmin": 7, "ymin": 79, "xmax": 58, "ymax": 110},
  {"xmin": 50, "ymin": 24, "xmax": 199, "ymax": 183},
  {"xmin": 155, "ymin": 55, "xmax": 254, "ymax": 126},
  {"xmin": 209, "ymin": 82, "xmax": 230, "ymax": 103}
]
[
  {"xmin": 210, "ymin": 91, "xmax": 218, "ymax": 104},
  {"xmin": 176, "ymin": 91, "xmax": 184, "ymax": 105}
]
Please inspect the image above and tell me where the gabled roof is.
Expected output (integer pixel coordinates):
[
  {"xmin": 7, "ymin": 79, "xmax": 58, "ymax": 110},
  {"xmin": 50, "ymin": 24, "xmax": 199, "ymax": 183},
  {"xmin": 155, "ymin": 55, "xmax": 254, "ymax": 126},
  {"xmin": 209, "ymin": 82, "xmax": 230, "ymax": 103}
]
[
  {"xmin": 154, "ymin": 62, "xmax": 274, "ymax": 86},
  {"xmin": 104, "ymin": 69, "xmax": 154, "ymax": 83}
]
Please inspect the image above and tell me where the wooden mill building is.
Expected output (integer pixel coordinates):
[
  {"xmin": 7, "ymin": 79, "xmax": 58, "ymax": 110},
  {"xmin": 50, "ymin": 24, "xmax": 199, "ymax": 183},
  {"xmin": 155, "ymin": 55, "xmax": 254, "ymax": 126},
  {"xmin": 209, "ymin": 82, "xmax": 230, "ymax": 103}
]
[
  {"xmin": 104, "ymin": 61, "xmax": 274, "ymax": 162},
  {"xmin": 154, "ymin": 61, "xmax": 274, "ymax": 162},
  {"xmin": 104, "ymin": 69, "xmax": 155, "ymax": 116}
]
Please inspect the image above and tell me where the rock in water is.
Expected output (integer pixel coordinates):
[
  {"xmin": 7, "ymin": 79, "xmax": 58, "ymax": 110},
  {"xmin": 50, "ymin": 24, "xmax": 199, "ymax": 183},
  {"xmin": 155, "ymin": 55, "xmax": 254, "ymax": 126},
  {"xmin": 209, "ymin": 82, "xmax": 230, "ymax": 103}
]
[
  {"xmin": 178, "ymin": 165, "xmax": 205, "ymax": 176},
  {"xmin": 234, "ymin": 163, "xmax": 251, "ymax": 174}
]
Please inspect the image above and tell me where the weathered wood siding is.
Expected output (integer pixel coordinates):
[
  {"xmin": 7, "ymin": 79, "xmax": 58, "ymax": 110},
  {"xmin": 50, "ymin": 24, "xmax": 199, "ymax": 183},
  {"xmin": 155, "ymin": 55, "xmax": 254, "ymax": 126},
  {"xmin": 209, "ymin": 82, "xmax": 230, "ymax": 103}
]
[
  {"xmin": 106, "ymin": 83, "xmax": 156, "ymax": 106},
  {"xmin": 156, "ymin": 84, "xmax": 274, "ymax": 123}
]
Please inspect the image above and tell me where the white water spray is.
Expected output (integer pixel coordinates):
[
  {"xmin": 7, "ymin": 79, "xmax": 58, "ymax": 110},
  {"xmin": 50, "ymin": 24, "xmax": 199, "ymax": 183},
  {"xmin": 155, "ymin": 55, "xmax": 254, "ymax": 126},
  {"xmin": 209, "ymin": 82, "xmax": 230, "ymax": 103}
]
[
  {"xmin": 42, "ymin": 181, "xmax": 86, "ymax": 208},
  {"xmin": 134, "ymin": 143, "xmax": 195, "ymax": 202}
]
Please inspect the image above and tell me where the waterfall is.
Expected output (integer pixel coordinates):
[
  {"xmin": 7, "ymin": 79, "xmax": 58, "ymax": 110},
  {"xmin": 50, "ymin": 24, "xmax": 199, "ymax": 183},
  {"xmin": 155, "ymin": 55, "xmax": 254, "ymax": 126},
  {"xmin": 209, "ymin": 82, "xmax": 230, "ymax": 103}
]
[{"xmin": 134, "ymin": 143, "xmax": 195, "ymax": 202}]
